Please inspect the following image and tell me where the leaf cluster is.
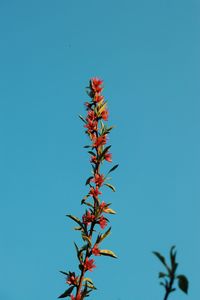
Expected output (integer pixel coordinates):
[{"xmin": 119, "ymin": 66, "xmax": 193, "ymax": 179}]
[{"xmin": 153, "ymin": 246, "xmax": 189, "ymax": 298}]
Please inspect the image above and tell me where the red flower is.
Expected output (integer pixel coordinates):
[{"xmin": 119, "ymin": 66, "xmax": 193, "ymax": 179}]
[
  {"xmin": 66, "ymin": 272, "xmax": 78, "ymax": 286},
  {"xmin": 94, "ymin": 94, "xmax": 104, "ymax": 103},
  {"xmin": 104, "ymin": 152, "xmax": 112, "ymax": 162},
  {"xmin": 101, "ymin": 109, "xmax": 109, "ymax": 121},
  {"xmin": 86, "ymin": 110, "xmax": 96, "ymax": 121},
  {"xmin": 92, "ymin": 135, "xmax": 107, "ymax": 148},
  {"xmin": 99, "ymin": 215, "xmax": 107, "ymax": 229},
  {"xmin": 90, "ymin": 186, "xmax": 102, "ymax": 198},
  {"xmin": 91, "ymin": 78, "xmax": 103, "ymax": 93},
  {"xmin": 82, "ymin": 211, "xmax": 95, "ymax": 226},
  {"xmin": 99, "ymin": 201, "xmax": 107, "ymax": 211},
  {"xmin": 92, "ymin": 245, "xmax": 101, "ymax": 256},
  {"xmin": 84, "ymin": 120, "xmax": 98, "ymax": 132},
  {"xmin": 92, "ymin": 173, "xmax": 104, "ymax": 187},
  {"xmin": 83, "ymin": 257, "xmax": 96, "ymax": 272}
]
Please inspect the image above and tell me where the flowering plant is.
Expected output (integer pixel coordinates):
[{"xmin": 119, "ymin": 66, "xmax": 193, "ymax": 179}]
[
  {"xmin": 58, "ymin": 78, "xmax": 118, "ymax": 300},
  {"xmin": 58, "ymin": 78, "xmax": 189, "ymax": 300}
]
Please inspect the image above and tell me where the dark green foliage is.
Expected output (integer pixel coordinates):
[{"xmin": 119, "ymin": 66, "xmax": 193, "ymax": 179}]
[{"xmin": 153, "ymin": 246, "xmax": 189, "ymax": 300}]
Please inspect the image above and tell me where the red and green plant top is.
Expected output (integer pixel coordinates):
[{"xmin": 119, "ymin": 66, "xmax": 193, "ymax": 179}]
[{"xmin": 58, "ymin": 78, "xmax": 118, "ymax": 300}]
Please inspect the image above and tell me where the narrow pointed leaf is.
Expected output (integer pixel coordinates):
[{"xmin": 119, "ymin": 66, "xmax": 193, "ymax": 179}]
[
  {"xmin": 107, "ymin": 164, "xmax": 119, "ymax": 174},
  {"xmin": 170, "ymin": 245, "xmax": 176, "ymax": 269},
  {"xmin": 59, "ymin": 271, "xmax": 69, "ymax": 276},
  {"xmin": 74, "ymin": 226, "xmax": 82, "ymax": 231},
  {"xmin": 84, "ymin": 145, "xmax": 91, "ymax": 148},
  {"xmin": 83, "ymin": 283, "xmax": 97, "ymax": 290},
  {"xmin": 103, "ymin": 207, "xmax": 116, "ymax": 214},
  {"xmin": 100, "ymin": 249, "xmax": 117, "ymax": 258},
  {"xmin": 85, "ymin": 176, "xmax": 93, "ymax": 185},
  {"xmin": 79, "ymin": 115, "xmax": 87, "ymax": 123},
  {"xmin": 67, "ymin": 215, "xmax": 83, "ymax": 228},
  {"xmin": 58, "ymin": 286, "xmax": 74, "ymax": 298},
  {"xmin": 83, "ymin": 277, "xmax": 94, "ymax": 285},
  {"xmin": 105, "ymin": 183, "xmax": 116, "ymax": 192},
  {"xmin": 98, "ymin": 227, "xmax": 111, "ymax": 243},
  {"xmin": 152, "ymin": 251, "xmax": 167, "ymax": 267},
  {"xmin": 88, "ymin": 151, "xmax": 96, "ymax": 156}
]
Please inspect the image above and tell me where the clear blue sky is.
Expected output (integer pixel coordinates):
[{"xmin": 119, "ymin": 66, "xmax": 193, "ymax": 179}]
[{"xmin": 0, "ymin": 0, "xmax": 199, "ymax": 299}]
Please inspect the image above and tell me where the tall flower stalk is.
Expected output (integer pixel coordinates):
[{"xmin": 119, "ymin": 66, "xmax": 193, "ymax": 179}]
[{"xmin": 58, "ymin": 78, "xmax": 118, "ymax": 300}]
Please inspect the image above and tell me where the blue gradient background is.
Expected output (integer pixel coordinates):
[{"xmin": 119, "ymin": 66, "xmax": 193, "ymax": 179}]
[{"xmin": 0, "ymin": 0, "xmax": 199, "ymax": 299}]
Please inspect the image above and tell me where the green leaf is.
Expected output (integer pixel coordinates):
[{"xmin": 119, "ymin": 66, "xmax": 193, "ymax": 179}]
[
  {"xmin": 79, "ymin": 114, "xmax": 87, "ymax": 124},
  {"xmin": 67, "ymin": 215, "xmax": 83, "ymax": 229},
  {"xmin": 84, "ymin": 145, "xmax": 91, "ymax": 148},
  {"xmin": 158, "ymin": 272, "xmax": 167, "ymax": 278},
  {"xmin": 104, "ymin": 183, "xmax": 116, "ymax": 192},
  {"xmin": 58, "ymin": 286, "xmax": 74, "ymax": 298},
  {"xmin": 105, "ymin": 125, "xmax": 114, "ymax": 133},
  {"xmin": 83, "ymin": 283, "xmax": 97, "ymax": 290},
  {"xmin": 170, "ymin": 245, "xmax": 177, "ymax": 270},
  {"xmin": 85, "ymin": 176, "xmax": 93, "ymax": 185},
  {"xmin": 152, "ymin": 251, "xmax": 167, "ymax": 267},
  {"xmin": 103, "ymin": 207, "xmax": 116, "ymax": 214},
  {"xmin": 107, "ymin": 164, "xmax": 119, "ymax": 174},
  {"xmin": 88, "ymin": 150, "xmax": 96, "ymax": 156},
  {"xmin": 59, "ymin": 271, "xmax": 69, "ymax": 276},
  {"xmin": 83, "ymin": 278, "xmax": 97, "ymax": 290},
  {"xmin": 100, "ymin": 249, "xmax": 117, "ymax": 258},
  {"xmin": 74, "ymin": 242, "xmax": 79, "ymax": 254},
  {"xmin": 98, "ymin": 227, "xmax": 111, "ymax": 243},
  {"xmin": 177, "ymin": 275, "xmax": 189, "ymax": 294},
  {"xmin": 74, "ymin": 226, "xmax": 82, "ymax": 231},
  {"xmin": 83, "ymin": 277, "xmax": 94, "ymax": 285}
]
